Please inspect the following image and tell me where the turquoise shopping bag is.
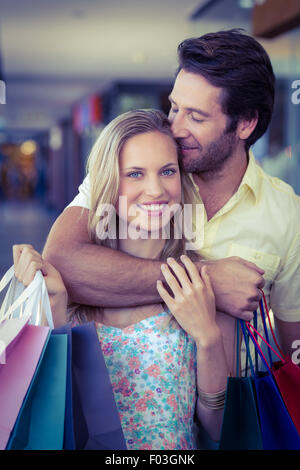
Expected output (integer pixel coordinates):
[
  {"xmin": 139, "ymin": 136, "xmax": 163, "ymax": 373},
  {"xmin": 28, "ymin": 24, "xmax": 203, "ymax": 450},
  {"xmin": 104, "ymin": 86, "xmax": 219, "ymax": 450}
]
[
  {"xmin": 52, "ymin": 323, "xmax": 75, "ymax": 450},
  {"xmin": 219, "ymin": 317, "xmax": 263, "ymax": 450},
  {"xmin": 7, "ymin": 333, "xmax": 68, "ymax": 450}
]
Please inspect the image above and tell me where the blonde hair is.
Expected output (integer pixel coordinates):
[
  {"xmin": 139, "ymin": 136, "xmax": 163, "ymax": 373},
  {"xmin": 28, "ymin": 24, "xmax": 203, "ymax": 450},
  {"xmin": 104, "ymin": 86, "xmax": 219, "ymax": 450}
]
[{"xmin": 68, "ymin": 109, "xmax": 200, "ymax": 324}]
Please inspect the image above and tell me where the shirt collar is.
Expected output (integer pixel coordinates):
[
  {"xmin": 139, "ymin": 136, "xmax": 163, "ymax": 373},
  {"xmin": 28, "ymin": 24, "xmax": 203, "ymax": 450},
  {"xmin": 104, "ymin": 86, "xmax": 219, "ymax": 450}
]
[{"xmin": 240, "ymin": 150, "xmax": 260, "ymax": 202}]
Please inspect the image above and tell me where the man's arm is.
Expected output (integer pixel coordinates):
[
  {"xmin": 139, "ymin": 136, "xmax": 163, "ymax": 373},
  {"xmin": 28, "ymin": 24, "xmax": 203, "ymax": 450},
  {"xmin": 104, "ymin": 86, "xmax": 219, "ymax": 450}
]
[
  {"xmin": 43, "ymin": 206, "xmax": 265, "ymax": 319},
  {"xmin": 43, "ymin": 207, "xmax": 161, "ymax": 307},
  {"xmin": 270, "ymin": 226, "xmax": 300, "ymax": 360}
]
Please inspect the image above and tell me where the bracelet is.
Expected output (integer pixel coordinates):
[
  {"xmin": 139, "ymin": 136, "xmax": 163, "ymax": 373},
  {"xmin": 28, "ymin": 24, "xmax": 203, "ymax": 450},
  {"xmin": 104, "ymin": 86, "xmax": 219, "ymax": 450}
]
[{"xmin": 198, "ymin": 387, "xmax": 226, "ymax": 410}]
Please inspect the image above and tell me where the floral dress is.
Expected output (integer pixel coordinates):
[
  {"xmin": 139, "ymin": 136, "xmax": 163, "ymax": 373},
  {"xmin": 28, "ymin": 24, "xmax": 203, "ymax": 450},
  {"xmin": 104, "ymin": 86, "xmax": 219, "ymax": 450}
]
[{"xmin": 95, "ymin": 311, "xmax": 198, "ymax": 450}]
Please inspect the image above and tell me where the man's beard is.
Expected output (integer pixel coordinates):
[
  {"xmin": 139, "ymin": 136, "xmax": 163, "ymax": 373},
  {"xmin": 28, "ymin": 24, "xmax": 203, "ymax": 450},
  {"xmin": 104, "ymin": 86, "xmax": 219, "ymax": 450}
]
[{"xmin": 179, "ymin": 128, "xmax": 239, "ymax": 176}]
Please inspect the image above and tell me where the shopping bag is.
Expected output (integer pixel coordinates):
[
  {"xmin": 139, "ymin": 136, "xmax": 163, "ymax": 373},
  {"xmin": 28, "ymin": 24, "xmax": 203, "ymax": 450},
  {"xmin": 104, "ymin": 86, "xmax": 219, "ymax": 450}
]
[
  {"xmin": 0, "ymin": 265, "xmax": 54, "ymax": 450},
  {"xmin": 0, "ymin": 323, "xmax": 50, "ymax": 449},
  {"xmin": 71, "ymin": 322, "xmax": 127, "ymax": 450},
  {"xmin": 0, "ymin": 265, "xmax": 54, "ymax": 328},
  {"xmin": 6, "ymin": 333, "xmax": 68, "ymax": 450},
  {"xmin": 0, "ymin": 314, "xmax": 31, "ymax": 365},
  {"xmin": 241, "ymin": 320, "xmax": 300, "ymax": 450},
  {"xmin": 258, "ymin": 293, "xmax": 300, "ymax": 435},
  {"xmin": 52, "ymin": 323, "xmax": 75, "ymax": 450},
  {"xmin": 219, "ymin": 317, "xmax": 263, "ymax": 450}
]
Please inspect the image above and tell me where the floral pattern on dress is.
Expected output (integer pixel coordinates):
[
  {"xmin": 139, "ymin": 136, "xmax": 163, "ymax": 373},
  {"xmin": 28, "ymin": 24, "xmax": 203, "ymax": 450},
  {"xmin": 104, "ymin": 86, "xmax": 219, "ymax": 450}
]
[{"xmin": 95, "ymin": 312, "xmax": 197, "ymax": 450}]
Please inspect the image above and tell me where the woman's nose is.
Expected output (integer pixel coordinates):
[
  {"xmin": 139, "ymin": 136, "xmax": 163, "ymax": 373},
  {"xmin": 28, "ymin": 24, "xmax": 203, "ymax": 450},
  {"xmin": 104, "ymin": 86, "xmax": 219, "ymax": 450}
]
[{"xmin": 144, "ymin": 176, "xmax": 164, "ymax": 198}]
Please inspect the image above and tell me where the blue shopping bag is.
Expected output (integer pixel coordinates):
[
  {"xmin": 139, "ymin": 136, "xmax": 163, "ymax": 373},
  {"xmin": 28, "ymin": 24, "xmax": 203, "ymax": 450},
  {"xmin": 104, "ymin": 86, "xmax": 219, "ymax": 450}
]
[
  {"xmin": 240, "ymin": 320, "xmax": 300, "ymax": 450},
  {"xmin": 71, "ymin": 322, "xmax": 127, "ymax": 450},
  {"xmin": 7, "ymin": 333, "xmax": 68, "ymax": 450}
]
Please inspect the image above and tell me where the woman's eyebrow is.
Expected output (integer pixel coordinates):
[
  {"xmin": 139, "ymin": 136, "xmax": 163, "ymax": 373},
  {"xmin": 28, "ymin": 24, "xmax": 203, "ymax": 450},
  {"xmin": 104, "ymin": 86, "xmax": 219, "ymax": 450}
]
[
  {"xmin": 123, "ymin": 163, "xmax": 177, "ymax": 171},
  {"xmin": 123, "ymin": 166, "xmax": 144, "ymax": 170},
  {"xmin": 160, "ymin": 162, "xmax": 178, "ymax": 169}
]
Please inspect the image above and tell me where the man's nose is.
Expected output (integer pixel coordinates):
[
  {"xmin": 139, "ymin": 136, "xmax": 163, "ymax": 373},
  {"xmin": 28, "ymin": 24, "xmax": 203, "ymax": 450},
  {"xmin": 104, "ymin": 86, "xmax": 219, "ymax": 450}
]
[{"xmin": 169, "ymin": 113, "xmax": 190, "ymax": 139}]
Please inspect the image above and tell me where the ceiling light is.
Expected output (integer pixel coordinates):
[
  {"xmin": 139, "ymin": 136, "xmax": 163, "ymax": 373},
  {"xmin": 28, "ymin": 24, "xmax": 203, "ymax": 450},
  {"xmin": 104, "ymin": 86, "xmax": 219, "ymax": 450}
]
[
  {"xmin": 238, "ymin": 0, "xmax": 254, "ymax": 8},
  {"xmin": 131, "ymin": 52, "xmax": 146, "ymax": 64},
  {"xmin": 238, "ymin": 0, "xmax": 266, "ymax": 8},
  {"xmin": 20, "ymin": 140, "xmax": 37, "ymax": 155}
]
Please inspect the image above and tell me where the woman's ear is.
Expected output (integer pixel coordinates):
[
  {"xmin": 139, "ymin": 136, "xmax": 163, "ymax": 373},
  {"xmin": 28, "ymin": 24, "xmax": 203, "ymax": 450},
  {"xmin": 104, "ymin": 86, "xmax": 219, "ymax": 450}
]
[{"xmin": 237, "ymin": 111, "xmax": 258, "ymax": 141}]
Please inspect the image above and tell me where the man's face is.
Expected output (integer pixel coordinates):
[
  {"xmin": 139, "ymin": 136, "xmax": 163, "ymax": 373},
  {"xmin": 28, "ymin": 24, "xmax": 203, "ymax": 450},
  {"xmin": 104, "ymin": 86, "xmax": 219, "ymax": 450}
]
[{"xmin": 168, "ymin": 69, "xmax": 239, "ymax": 175}]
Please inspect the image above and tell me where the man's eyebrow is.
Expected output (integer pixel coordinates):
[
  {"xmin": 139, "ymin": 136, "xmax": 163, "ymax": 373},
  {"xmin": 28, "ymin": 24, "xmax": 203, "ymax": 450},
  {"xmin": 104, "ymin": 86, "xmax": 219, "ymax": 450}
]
[{"xmin": 168, "ymin": 95, "xmax": 211, "ymax": 118}]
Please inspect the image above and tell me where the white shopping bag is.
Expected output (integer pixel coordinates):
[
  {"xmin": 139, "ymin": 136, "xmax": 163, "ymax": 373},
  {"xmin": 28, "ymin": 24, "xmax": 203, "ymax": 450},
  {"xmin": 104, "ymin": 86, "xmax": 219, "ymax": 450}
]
[{"xmin": 0, "ymin": 265, "xmax": 54, "ymax": 364}]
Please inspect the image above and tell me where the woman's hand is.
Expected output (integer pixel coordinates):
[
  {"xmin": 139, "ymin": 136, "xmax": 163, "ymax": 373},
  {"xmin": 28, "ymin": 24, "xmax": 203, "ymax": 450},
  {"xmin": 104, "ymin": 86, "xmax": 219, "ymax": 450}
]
[
  {"xmin": 13, "ymin": 244, "xmax": 66, "ymax": 295},
  {"xmin": 156, "ymin": 255, "xmax": 220, "ymax": 348},
  {"xmin": 13, "ymin": 244, "xmax": 68, "ymax": 327}
]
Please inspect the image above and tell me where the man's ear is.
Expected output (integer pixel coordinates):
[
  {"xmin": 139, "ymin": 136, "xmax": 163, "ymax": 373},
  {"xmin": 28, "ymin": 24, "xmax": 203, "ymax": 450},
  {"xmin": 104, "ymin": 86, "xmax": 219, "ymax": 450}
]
[{"xmin": 237, "ymin": 111, "xmax": 258, "ymax": 141}]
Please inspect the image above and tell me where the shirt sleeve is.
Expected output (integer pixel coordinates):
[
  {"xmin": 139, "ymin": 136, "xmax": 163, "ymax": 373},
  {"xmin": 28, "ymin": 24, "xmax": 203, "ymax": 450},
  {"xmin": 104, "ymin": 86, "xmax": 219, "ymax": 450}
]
[
  {"xmin": 270, "ymin": 226, "xmax": 300, "ymax": 322},
  {"xmin": 66, "ymin": 174, "xmax": 91, "ymax": 210}
]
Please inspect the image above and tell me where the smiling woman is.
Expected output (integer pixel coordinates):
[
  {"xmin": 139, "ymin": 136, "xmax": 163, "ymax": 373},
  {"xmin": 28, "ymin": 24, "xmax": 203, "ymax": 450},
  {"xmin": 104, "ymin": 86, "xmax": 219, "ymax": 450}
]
[{"xmin": 12, "ymin": 108, "xmax": 233, "ymax": 449}]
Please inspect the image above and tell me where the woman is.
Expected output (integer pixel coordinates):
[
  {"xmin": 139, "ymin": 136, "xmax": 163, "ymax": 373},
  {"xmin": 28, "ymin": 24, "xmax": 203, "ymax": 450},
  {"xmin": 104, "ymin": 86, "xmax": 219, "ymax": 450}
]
[{"xmin": 13, "ymin": 109, "xmax": 233, "ymax": 449}]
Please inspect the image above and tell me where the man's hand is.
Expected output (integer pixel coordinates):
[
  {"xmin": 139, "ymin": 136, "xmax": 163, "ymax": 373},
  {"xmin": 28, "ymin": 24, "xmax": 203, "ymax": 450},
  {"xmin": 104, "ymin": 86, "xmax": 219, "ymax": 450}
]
[{"xmin": 203, "ymin": 256, "xmax": 265, "ymax": 321}]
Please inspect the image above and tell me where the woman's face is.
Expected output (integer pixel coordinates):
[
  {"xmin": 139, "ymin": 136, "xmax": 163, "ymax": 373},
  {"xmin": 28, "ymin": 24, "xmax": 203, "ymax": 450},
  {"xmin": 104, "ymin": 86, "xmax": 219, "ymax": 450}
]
[{"xmin": 117, "ymin": 130, "xmax": 182, "ymax": 236}]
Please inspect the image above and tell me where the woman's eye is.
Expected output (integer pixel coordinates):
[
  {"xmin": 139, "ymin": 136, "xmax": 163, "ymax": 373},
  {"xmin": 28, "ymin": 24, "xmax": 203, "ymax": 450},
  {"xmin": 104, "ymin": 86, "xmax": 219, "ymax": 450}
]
[
  {"xmin": 161, "ymin": 168, "xmax": 177, "ymax": 176},
  {"xmin": 127, "ymin": 171, "xmax": 142, "ymax": 178},
  {"xmin": 170, "ymin": 107, "xmax": 178, "ymax": 114}
]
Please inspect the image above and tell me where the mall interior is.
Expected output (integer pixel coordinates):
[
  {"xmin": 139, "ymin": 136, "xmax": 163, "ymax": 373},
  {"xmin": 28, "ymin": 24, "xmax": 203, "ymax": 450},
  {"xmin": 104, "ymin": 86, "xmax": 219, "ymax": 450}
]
[{"xmin": 0, "ymin": 0, "xmax": 300, "ymax": 279}]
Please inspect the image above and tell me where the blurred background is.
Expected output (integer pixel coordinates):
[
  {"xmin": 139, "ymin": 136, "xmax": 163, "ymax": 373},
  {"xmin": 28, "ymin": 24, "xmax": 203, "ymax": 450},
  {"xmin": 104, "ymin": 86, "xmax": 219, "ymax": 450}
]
[{"xmin": 0, "ymin": 0, "xmax": 300, "ymax": 279}]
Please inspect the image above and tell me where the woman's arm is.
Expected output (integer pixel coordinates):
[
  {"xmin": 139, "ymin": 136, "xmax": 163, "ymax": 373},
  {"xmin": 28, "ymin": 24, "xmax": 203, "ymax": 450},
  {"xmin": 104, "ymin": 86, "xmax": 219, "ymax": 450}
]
[
  {"xmin": 43, "ymin": 206, "xmax": 264, "ymax": 320},
  {"xmin": 157, "ymin": 256, "xmax": 231, "ymax": 442},
  {"xmin": 13, "ymin": 244, "xmax": 68, "ymax": 328},
  {"xmin": 43, "ymin": 207, "xmax": 163, "ymax": 307}
]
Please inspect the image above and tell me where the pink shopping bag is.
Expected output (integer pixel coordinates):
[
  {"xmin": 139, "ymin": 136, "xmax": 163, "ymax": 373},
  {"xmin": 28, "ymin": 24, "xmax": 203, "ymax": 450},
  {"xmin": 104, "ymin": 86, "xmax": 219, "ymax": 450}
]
[
  {"xmin": 0, "ymin": 321, "xmax": 50, "ymax": 449},
  {"xmin": 0, "ymin": 265, "xmax": 54, "ymax": 449}
]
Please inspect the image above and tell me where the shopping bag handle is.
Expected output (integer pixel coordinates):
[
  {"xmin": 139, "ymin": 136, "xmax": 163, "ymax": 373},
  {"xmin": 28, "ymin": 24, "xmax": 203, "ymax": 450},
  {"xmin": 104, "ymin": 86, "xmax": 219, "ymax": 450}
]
[
  {"xmin": 246, "ymin": 321, "xmax": 285, "ymax": 363},
  {"xmin": 240, "ymin": 320, "xmax": 256, "ymax": 377},
  {"xmin": 241, "ymin": 319, "xmax": 286, "ymax": 377},
  {"xmin": 237, "ymin": 310, "xmax": 260, "ymax": 377},
  {"xmin": 0, "ymin": 267, "xmax": 54, "ymax": 329},
  {"xmin": 258, "ymin": 288, "xmax": 285, "ymax": 359},
  {"xmin": 0, "ymin": 265, "xmax": 15, "ymax": 293}
]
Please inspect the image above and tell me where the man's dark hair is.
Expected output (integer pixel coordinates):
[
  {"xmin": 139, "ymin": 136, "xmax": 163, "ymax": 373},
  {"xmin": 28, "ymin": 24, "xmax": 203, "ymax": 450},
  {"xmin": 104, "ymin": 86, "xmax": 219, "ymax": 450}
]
[{"xmin": 177, "ymin": 29, "xmax": 275, "ymax": 150}]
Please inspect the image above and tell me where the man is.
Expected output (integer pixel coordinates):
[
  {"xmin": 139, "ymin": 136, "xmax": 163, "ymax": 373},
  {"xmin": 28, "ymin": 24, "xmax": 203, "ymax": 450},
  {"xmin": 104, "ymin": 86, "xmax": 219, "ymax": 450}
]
[{"xmin": 43, "ymin": 29, "xmax": 300, "ymax": 358}]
